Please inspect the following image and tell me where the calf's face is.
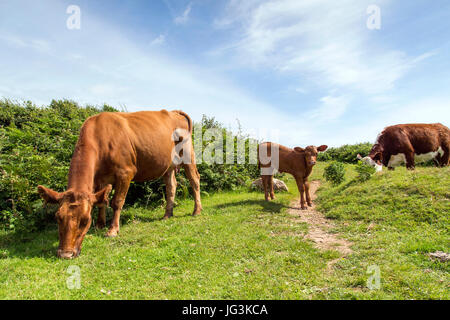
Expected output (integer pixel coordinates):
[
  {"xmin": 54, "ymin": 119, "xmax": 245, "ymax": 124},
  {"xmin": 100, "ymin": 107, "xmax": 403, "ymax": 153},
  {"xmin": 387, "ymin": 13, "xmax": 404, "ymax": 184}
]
[
  {"xmin": 357, "ymin": 154, "xmax": 383, "ymax": 172},
  {"xmin": 37, "ymin": 185, "xmax": 111, "ymax": 259},
  {"xmin": 295, "ymin": 145, "xmax": 328, "ymax": 166}
]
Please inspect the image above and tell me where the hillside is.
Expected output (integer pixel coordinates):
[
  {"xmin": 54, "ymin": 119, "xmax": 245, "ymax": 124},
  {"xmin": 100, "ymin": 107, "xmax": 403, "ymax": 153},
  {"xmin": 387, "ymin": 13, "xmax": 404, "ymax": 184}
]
[
  {"xmin": 0, "ymin": 162, "xmax": 448, "ymax": 299},
  {"xmin": 315, "ymin": 164, "xmax": 449, "ymax": 299}
]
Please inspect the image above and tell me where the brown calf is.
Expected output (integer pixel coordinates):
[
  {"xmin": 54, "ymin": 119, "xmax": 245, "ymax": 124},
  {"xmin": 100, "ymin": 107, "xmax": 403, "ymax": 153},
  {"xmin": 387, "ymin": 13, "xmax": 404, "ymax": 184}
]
[
  {"xmin": 38, "ymin": 110, "xmax": 202, "ymax": 259},
  {"xmin": 258, "ymin": 142, "xmax": 327, "ymax": 210}
]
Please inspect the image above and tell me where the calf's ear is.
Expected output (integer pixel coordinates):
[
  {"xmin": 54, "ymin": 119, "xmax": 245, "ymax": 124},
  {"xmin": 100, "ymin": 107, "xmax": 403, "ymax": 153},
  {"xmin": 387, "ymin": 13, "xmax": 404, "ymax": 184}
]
[
  {"xmin": 294, "ymin": 147, "xmax": 304, "ymax": 153},
  {"xmin": 92, "ymin": 184, "xmax": 113, "ymax": 206},
  {"xmin": 317, "ymin": 145, "xmax": 328, "ymax": 152},
  {"xmin": 37, "ymin": 185, "xmax": 63, "ymax": 204}
]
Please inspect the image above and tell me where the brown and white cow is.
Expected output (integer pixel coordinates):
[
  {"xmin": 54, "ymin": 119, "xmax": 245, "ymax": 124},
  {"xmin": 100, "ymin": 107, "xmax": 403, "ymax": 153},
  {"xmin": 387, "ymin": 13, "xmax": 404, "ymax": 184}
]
[
  {"xmin": 37, "ymin": 110, "xmax": 202, "ymax": 259},
  {"xmin": 258, "ymin": 142, "xmax": 327, "ymax": 210},
  {"xmin": 362, "ymin": 123, "xmax": 449, "ymax": 170}
]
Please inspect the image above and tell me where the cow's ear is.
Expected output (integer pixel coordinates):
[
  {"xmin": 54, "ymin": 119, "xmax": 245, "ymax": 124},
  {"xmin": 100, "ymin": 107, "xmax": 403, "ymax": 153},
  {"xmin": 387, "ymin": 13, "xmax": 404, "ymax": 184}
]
[
  {"xmin": 92, "ymin": 185, "xmax": 112, "ymax": 206},
  {"xmin": 356, "ymin": 154, "xmax": 362, "ymax": 160},
  {"xmin": 294, "ymin": 147, "xmax": 304, "ymax": 153},
  {"xmin": 37, "ymin": 186, "xmax": 63, "ymax": 204},
  {"xmin": 317, "ymin": 145, "xmax": 328, "ymax": 152}
]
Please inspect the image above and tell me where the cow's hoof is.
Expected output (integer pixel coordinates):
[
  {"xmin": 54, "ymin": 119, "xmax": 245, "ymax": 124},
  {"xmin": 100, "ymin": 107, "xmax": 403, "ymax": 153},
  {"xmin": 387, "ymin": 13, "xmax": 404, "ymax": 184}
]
[
  {"xmin": 95, "ymin": 223, "xmax": 105, "ymax": 229},
  {"xmin": 106, "ymin": 229, "xmax": 119, "ymax": 237},
  {"xmin": 307, "ymin": 203, "xmax": 313, "ymax": 207},
  {"xmin": 192, "ymin": 211, "xmax": 201, "ymax": 217},
  {"xmin": 300, "ymin": 206, "xmax": 307, "ymax": 210},
  {"xmin": 163, "ymin": 214, "xmax": 173, "ymax": 220}
]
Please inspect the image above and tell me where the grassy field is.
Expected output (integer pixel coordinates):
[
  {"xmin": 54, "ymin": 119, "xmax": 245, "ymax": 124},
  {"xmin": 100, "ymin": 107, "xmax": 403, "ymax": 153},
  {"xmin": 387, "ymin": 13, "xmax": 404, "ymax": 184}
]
[{"xmin": 0, "ymin": 162, "xmax": 448, "ymax": 299}]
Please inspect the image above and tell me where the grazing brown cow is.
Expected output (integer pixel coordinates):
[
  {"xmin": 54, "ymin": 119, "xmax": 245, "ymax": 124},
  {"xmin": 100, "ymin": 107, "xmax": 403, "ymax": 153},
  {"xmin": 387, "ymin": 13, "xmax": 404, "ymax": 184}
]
[
  {"xmin": 37, "ymin": 110, "xmax": 202, "ymax": 259},
  {"xmin": 364, "ymin": 123, "xmax": 449, "ymax": 170},
  {"xmin": 258, "ymin": 142, "xmax": 327, "ymax": 210}
]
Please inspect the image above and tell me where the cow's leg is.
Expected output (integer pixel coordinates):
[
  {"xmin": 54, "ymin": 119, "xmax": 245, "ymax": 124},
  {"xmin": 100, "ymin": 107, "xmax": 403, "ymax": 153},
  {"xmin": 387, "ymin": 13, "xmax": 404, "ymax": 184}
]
[
  {"xmin": 163, "ymin": 169, "xmax": 177, "ymax": 219},
  {"xmin": 262, "ymin": 176, "xmax": 270, "ymax": 201},
  {"xmin": 295, "ymin": 176, "xmax": 306, "ymax": 210},
  {"xmin": 269, "ymin": 176, "xmax": 275, "ymax": 200},
  {"xmin": 96, "ymin": 206, "xmax": 106, "ymax": 229},
  {"xmin": 106, "ymin": 173, "xmax": 133, "ymax": 237},
  {"xmin": 183, "ymin": 163, "xmax": 202, "ymax": 216},
  {"xmin": 405, "ymin": 152, "xmax": 415, "ymax": 170},
  {"xmin": 304, "ymin": 180, "xmax": 312, "ymax": 207},
  {"xmin": 440, "ymin": 145, "xmax": 449, "ymax": 167}
]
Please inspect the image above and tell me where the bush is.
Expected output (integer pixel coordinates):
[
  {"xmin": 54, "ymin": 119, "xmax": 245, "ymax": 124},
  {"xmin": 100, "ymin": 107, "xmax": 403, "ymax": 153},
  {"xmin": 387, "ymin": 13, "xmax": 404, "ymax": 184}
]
[
  {"xmin": 323, "ymin": 162, "xmax": 346, "ymax": 185},
  {"xmin": 355, "ymin": 161, "xmax": 376, "ymax": 182},
  {"xmin": 0, "ymin": 100, "xmax": 259, "ymax": 232},
  {"xmin": 318, "ymin": 142, "xmax": 372, "ymax": 163}
]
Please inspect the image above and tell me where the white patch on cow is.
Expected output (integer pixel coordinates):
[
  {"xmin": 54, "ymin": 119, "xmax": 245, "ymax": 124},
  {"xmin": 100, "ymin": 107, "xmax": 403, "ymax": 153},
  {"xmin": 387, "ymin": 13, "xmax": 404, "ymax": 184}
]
[
  {"xmin": 361, "ymin": 156, "xmax": 383, "ymax": 172},
  {"xmin": 414, "ymin": 147, "xmax": 444, "ymax": 164},
  {"xmin": 388, "ymin": 153, "xmax": 406, "ymax": 168}
]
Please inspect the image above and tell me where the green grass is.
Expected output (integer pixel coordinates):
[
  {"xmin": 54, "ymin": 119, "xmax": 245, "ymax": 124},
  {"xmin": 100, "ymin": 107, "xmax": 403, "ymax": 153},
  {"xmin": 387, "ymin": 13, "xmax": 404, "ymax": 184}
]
[
  {"xmin": 316, "ymin": 163, "xmax": 449, "ymax": 299},
  {"xmin": 0, "ymin": 163, "xmax": 448, "ymax": 299}
]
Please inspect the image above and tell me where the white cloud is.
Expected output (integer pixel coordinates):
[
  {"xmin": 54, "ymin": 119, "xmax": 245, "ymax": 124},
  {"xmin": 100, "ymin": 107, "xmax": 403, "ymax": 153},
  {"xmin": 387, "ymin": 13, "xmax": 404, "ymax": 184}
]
[
  {"xmin": 174, "ymin": 3, "xmax": 192, "ymax": 25},
  {"xmin": 0, "ymin": 32, "xmax": 51, "ymax": 54},
  {"xmin": 309, "ymin": 95, "xmax": 351, "ymax": 122},
  {"xmin": 150, "ymin": 34, "xmax": 166, "ymax": 46},
  {"xmin": 217, "ymin": 0, "xmax": 432, "ymax": 94},
  {"xmin": 295, "ymin": 87, "xmax": 307, "ymax": 94}
]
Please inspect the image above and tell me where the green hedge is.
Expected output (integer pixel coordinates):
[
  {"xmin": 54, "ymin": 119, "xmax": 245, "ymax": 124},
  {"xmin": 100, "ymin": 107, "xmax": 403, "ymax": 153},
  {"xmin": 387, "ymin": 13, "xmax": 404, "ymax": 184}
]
[
  {"xmin": 317, "ymin": 142, "xmax": 373, "ymax": 163},
  {"xmin": 0, "ymin": 100, "xmax": 259, "ymax": 231}
]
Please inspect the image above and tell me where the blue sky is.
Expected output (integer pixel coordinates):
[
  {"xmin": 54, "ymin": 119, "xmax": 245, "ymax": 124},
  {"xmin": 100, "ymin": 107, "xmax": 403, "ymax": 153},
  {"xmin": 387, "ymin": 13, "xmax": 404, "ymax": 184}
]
[{"xmin": 0, "ymin": 0, "xmax": 449, "ymax": 147}]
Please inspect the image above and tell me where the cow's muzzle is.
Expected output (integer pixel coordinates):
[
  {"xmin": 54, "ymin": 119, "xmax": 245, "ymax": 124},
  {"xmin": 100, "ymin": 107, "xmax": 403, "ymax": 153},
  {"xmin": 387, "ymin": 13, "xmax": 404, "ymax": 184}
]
[{"xmin": 57, "ymin": 248, "xmax": 81, "ymax": 259}]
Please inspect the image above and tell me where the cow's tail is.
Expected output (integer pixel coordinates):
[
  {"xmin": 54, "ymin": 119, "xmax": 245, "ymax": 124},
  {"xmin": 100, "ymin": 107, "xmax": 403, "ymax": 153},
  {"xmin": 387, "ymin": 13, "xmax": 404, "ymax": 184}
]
[{"xmin": 173, "ymin": 110, "xmax": 193, "ymax": 133}]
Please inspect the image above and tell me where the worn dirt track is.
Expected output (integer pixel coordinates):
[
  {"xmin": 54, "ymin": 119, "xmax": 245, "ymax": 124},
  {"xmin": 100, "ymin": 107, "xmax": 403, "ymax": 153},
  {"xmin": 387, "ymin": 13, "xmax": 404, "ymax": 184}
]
[{"xmin": 288, "ymin": 181, "xmax": 353, "ymax": 269}]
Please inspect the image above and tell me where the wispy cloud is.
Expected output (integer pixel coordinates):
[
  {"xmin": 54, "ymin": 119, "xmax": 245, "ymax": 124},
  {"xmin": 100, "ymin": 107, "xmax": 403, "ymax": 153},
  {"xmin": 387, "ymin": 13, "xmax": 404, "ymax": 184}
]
[
  {"xmin": 309, "ymin": 95, "xmax": 351, "ymax": 122},
  {"xmin": 174, "ymin": 3, "xmax": 192, "ymax": 25},
  {"xmin": 150, "ymin": 34, "xmax": 166, "ymax": 46},
  {"xmin": 216, "ymin": 0, "xmax": 433, "ymax": 94},
  {"xmin": 0, "ymin": 32, "xmax": 51, "ymax": 54}
]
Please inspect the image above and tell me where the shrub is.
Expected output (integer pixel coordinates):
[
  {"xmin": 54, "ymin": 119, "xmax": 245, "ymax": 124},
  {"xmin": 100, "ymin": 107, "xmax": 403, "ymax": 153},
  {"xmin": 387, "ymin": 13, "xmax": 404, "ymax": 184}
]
[
  {"xmin": 318, "ymin": 142, "xmax": 372, "ymax": 163},
  {"xmin": 323, "ymin": 162, "xmax": 346, "ymax": 185},
  {"xmin": 355, "ymin": 161, "xmax": 376, "ymax": 182}
]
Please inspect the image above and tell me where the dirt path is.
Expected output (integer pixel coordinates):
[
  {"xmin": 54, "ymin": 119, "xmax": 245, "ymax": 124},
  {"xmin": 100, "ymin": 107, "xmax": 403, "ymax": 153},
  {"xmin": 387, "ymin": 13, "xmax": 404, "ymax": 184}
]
[{"xmin": 288, "ymin": 181, "xmax": 353, "ymax": 269}]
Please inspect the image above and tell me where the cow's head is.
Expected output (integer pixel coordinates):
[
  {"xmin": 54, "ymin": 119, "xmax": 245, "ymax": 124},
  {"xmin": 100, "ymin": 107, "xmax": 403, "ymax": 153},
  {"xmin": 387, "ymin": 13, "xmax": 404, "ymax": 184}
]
[
  {"xmin": 37, "ymin": 185, "xmax": 112, "ymax": 259},
  {"xmin": 357, "ymin": 154, "xmax": 383, "ymax": 172},
  {"xmin": 366, "ymin": 143, "xmax": 388, "ymax": 167},
  {"xmin": 295, "ymin": 145, "xmax": 328, "ymax": 166}
]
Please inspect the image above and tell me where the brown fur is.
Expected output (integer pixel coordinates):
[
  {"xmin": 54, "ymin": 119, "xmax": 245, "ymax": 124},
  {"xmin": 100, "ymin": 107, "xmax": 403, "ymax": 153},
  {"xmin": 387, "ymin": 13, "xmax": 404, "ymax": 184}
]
[
  {"xmin": 38, "ymin": 110, "xmax": 202, "ymax": 259},
  {"xmin": 258, "ymin": 142, "xmax": 327, "ymax": 210},
  {"xmin": 369, "ymin": 123, "xmax": 450, "ymax": 170}
]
